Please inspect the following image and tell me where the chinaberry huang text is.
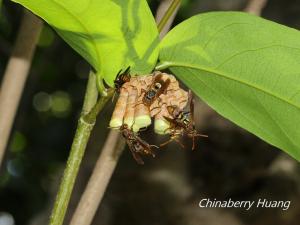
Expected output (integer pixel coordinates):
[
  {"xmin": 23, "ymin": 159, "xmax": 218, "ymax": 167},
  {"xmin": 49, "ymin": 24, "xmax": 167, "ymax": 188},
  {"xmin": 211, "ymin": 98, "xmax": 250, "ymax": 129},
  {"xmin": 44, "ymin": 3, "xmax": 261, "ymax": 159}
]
[{"xmin": 199, "ymin": 198, "xmax": 290, "ymax": 211}]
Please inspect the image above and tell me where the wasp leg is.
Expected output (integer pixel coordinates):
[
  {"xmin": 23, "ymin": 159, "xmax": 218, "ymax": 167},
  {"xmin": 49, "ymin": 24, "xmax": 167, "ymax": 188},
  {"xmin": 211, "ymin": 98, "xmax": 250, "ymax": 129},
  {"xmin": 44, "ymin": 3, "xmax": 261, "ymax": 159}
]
[
  {"xmin": 163, "ymin": 127, "xmax": 172, "ymax": 134},
  {"xmin": 150, "ymin": 106, "xmax": 162, "ymax": 115},
  {"xmin": 160, "ymin": 138, "xmax": 173, "ymax": 147},
  {"xmin": 150, "ymin": 144, "xmax": 159, "ymax": 149},
  {"xmin": 173, "ymin": 137, "xmax": 185, "ymax": 149},
  {"xmin": 160, "ymin": 135, "xmax": 185, "ymax": 149},
  {"xmin": 194, "ymin": 134, "xmax": 208, "ymax": 138},
  {"xmin": 192, "ymin": 136, "xmax": 196, "ymax": 151},
  {"xmin": 190, "ymin": 133, "xmax": 207, "ymax": 150},
  {"xmin": 157, "ymin": 96, "xmax": 166, "ymax": 107}
]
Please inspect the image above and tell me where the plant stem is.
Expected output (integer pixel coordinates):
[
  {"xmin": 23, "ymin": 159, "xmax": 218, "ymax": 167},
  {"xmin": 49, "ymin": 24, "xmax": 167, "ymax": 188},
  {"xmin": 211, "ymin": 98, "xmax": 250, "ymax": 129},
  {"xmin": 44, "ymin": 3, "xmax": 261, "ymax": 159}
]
[
  {"xmin": 244, "ymin": 0, "xmax": 268, "ymax": 15},
  {"xmin": 82, "ymin": 71, "xmax": 98, "ymax": 114},
  {"xmin": 49, "ymin": 118, "xmax": 94, "ymax": 225},
  {"xmin": 49, "ymin": 72, "xmax": 112, "ymax": 225},
  {"xmin": 0, "ymin": 10, "xmax": 42, "ymax": 169},
  {"xmin": 84, "ymin": 89, "xmax": 114, "ymax": 124},
  {"xmin": 69, "ymin": 130, "xmax": 125, "ymax": 225},
  {"xmin": 157, "ymin": 0, "xmax": 181, "ymax": 33}
]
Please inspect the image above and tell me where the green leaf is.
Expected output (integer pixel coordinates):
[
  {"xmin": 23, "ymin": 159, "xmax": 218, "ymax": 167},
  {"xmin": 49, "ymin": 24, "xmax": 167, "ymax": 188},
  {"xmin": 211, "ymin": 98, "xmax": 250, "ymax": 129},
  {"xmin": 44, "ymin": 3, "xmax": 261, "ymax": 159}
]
[
  {"xmin": 159, "ymin": 12, "xmax": 300, "ymax": 161},
  {"xmin": 12, "ymin": 0, "xmax": 159, "ymax": 87}
]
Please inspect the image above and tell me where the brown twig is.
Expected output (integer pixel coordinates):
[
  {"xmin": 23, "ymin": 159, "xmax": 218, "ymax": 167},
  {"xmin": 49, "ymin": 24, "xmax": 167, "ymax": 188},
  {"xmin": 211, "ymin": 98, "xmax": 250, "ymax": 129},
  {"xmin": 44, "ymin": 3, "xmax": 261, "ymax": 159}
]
[
  {"xmin": 69, "ymin": 130, "xmax": 124, "ymax": 225},
  {"xmin": 244, "ymin": 0, "xmax": 268, "ymax": 15},
  {"xmin": 156, "ymin": 0, "xmax": 181, "ymax": 38},
  {"xmin": 0, "ymin": 10, "xmax": 42, "ymax": 168}
]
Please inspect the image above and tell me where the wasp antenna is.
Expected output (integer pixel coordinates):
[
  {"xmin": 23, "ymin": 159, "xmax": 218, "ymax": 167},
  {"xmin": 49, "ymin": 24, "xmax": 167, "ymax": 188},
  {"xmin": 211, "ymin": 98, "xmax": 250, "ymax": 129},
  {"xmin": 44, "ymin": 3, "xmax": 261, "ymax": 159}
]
[
  {"xmin": 124, "ymin": 66, "xmax": 131, "ymax": 73},
  {"xmin": 116, "ymin": 69, "xmax": 122, "ymax": 75}
]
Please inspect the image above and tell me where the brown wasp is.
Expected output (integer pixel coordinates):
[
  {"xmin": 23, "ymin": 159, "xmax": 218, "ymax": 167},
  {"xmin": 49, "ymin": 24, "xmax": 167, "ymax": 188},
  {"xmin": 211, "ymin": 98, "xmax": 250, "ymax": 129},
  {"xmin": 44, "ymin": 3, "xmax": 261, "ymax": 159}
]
[
  {"xmin": 161, "ymin": 90, "xmax": 207, "ymax": 150},
  {"xmin": 120, "ymin": 124, "xmax": 158, "ymax": 165},
  {"xmin": 114, "ymin": 66, "xmax": 131, "ymax": 93},
  {"xmin": 142, "ymin": 73, "xmax": 171, "ymax": 107}
]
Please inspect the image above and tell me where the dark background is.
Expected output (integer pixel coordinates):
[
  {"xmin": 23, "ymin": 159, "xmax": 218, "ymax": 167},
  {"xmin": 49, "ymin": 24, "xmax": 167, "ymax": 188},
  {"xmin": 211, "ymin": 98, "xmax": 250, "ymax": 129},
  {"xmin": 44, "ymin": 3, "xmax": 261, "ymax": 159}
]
[{"xmin": 0, "ymin": 0, "xmax": 300, "ymax": 224}]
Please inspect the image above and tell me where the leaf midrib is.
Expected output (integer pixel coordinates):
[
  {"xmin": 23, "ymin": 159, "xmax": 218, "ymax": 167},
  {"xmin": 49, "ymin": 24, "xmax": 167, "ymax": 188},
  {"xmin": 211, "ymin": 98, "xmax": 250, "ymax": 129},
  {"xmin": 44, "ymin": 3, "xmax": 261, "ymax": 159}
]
[{"xmin": 157, "ymin": 61, "xmax": 300, "ymax": 111}]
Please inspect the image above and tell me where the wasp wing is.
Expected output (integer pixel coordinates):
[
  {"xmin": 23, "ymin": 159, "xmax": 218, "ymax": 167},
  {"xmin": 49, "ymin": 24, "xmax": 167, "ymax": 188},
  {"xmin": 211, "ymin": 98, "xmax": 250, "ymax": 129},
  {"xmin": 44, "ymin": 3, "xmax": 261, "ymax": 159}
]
[
  {"xmin": 126, "ymin": 141, "xmax": 145, "ymax": 165},
  {"xmin": 135, "ymin": 134, "xmax": 156, "ymax": 157}
]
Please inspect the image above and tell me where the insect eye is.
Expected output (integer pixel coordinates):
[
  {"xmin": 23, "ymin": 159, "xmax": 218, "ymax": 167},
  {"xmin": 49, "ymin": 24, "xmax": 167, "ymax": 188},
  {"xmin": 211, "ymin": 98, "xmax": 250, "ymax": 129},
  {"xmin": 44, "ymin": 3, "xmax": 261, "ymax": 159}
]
[{"xmin": 148, "ymin": 91, "xmax": 156, "ymax": 98}]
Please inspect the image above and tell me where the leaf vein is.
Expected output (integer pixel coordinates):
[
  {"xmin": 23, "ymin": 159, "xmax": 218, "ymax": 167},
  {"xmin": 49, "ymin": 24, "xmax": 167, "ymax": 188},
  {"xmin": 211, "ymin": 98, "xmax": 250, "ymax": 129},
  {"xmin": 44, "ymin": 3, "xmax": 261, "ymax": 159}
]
[
  {"xmin": 186, "ymin": 68, "xmax": 271, "ymax": 139},
  {"xmin": 253, "ymin": 90, "xmax": 297, "ymax": 150},
  {"xmin": 161, "ymin": 61, "xmax": 300, "ymax": 111},
  {"xmin": 215, "ymin": 44, "xmax": 300, "ymax": 69},
  {"xmin": 203, "ymin": 22, "xmax": 252, "ymax": 50}
]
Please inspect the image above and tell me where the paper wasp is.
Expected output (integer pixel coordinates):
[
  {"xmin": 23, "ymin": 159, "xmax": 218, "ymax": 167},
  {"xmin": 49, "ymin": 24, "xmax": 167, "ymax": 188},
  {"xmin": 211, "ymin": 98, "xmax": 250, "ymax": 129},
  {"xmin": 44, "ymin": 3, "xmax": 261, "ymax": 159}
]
[
  {"xmin": 142, "ymin": 73, "xmax": 171, "ymax": 107},
  {"xmin": 119, "ymin": 124, "xmax": 158, "ymax": 164},
  {"xmin": 161, "ymin": 90, "xmax": 207, "ymax": 150},
  {"xmin": 114, "ymin": 66, "xmax": 131, "ymax": 93}
]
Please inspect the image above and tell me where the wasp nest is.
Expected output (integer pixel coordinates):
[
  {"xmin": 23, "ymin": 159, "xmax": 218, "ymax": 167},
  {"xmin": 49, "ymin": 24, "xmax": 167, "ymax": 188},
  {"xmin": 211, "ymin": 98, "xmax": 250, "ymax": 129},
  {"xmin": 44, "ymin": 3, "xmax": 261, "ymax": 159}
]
[{"xmin": 109, "ymin": 72, "xmax": 188, "ymax": 134}]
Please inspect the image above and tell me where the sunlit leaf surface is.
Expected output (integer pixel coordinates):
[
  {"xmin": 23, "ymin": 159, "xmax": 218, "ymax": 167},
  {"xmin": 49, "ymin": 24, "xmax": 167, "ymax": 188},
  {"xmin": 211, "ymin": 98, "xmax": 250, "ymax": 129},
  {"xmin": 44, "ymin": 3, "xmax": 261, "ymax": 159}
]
[
  {"xmin": 159, "ymin": 12, "xmax": 300, "ymax": 161},
  {"xmin": 12, "ymin": 0, "xmax": 159, "ymax": 86}
]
